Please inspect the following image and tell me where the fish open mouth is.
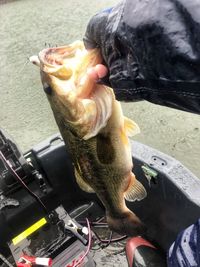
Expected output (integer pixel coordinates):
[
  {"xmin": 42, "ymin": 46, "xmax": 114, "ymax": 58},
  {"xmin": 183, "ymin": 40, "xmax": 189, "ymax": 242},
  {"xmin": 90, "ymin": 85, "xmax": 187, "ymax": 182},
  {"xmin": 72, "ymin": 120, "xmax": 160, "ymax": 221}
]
[
  {"xmin": 37, "ymin": 41, "xmax": 84, "ymax": 82},
  {"xmin": 44, "ymin": 49, "xmax": 64, "ymax": 66},
  {"xmin": 37, "ymin": 41, "xmax": 103, "ymax": 97},
  {"xmin": 39, "ymin": 41, "xmax": 84, "ymax": 67},
  {"xmin": 30, "ymin": 41, "xmax": 114, "ymax": 139}
]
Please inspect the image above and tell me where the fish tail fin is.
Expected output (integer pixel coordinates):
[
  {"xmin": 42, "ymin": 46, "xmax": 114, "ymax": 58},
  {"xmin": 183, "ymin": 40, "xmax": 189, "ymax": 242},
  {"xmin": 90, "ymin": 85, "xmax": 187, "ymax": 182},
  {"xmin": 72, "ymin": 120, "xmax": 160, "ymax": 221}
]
[{"xmin": 106, "ymin": 210, "xmax": 146, "ymax": 237}]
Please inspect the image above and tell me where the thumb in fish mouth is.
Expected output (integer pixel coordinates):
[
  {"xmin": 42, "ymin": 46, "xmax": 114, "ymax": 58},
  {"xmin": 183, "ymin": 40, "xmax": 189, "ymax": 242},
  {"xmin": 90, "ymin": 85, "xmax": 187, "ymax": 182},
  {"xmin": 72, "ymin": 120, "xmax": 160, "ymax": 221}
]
[
  {"xmin": 106, "ymin": 211, "xmax": 147, "ymax": 237},
  {"xmin": 87, "ymin": 64, "xmax": 108, "ymax": 81}
]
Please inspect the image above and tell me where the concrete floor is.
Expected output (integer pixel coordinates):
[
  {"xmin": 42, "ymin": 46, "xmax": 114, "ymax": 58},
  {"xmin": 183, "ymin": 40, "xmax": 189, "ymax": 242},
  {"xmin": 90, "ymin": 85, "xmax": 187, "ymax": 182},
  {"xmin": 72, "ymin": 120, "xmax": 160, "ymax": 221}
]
[{"xmin": 0, "ymin": 0, "xmax": 200, "ymax": 177}]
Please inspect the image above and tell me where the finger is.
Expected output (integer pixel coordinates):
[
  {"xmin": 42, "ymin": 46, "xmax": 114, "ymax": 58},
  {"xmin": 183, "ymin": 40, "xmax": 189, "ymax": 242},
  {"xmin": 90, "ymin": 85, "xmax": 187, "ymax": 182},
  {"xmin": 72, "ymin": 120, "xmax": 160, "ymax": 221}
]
[
  {"xmin": 87, "ymin": 64, "xmax": 108, "ymax": 82},
  {"xmin": 87, "ymin": 67, "xmax": 99, "ymax": 81},
  {"xmin": 95, "ymin": 64, "xmax": 108, "ymax": 78}
]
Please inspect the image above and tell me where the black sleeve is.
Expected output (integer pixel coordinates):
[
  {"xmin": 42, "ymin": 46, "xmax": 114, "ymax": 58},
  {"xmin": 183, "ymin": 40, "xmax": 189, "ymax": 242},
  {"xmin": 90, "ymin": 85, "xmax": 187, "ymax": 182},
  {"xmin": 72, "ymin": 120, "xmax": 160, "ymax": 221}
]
[{"xmin": 84, "ymin": 0, "xmax": 200, "ymax": 114}]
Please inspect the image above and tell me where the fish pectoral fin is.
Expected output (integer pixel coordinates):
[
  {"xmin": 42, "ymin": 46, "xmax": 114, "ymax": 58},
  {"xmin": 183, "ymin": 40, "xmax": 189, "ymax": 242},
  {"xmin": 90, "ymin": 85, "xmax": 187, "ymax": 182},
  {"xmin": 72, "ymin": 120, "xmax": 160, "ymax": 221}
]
[
  {"xmin": 74, "ymin": 168, "xmax": 95, "ymax": 193},
  {"xmin": 83, "ymin": 85, "xmax": 113, "ymax": 140},
  {"xmin": 124, "ymin": 116, "xmax": 140, "ymax": 137},
  {"xmin": 124, "ymin": 173, "xmax": 147, "ymax": 202}
]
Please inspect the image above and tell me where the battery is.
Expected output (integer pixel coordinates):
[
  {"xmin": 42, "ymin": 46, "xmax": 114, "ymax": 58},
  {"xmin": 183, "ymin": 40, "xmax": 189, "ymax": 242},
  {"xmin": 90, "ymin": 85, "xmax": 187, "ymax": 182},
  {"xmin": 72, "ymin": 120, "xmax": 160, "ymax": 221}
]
[
  {"xmin": 53, "ymin": 239, "xmax": 94, "ymax": 267},
  {"xmin": 8, "ymin": 205, "xmax": 95, "ymax": 267}
]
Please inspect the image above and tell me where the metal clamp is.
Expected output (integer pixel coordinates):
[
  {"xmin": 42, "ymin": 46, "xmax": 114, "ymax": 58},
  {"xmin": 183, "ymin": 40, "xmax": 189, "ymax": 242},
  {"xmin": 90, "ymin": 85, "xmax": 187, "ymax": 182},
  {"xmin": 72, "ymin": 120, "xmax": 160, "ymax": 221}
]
[
  {"xmin": 17, "ymin": 254, "xmax": 52, "ymax": 267},
  {"xmin": 64, "ymin": 219, "xmax": 88, "ymax": 245},
  {"xmin": 0, "ymin": 191, "xmax": 19, "ymax": 210}
]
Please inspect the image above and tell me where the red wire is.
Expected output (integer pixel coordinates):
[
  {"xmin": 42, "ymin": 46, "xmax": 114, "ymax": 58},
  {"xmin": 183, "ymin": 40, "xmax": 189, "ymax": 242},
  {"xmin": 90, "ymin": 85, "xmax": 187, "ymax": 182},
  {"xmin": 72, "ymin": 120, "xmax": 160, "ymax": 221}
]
[{"xmin": 71, "ymin": 218, "xmax": 92, "ymax": 267}]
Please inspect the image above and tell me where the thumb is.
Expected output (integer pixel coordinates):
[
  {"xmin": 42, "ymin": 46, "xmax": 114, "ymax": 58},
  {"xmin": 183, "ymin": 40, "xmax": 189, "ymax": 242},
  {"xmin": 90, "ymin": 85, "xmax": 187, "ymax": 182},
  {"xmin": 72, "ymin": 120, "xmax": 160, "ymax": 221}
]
[{"xmin": 87, "ymin": 64, "xmax": 108, "ymax": 81}]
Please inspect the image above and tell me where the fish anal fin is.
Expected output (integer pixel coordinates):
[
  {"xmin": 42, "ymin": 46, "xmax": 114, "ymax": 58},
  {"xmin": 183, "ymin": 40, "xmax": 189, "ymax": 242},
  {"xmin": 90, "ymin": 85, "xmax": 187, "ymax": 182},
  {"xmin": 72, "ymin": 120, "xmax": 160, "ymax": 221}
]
[
  {"xmin": 124, "ymin": 116, "xmax": 140, "ymax": 137},
  {"xmin": 125, "ymin": 172, "xmax": 147, "ymax": 202},
  {"xmin": 74, "ymin": 168, "xmax": 94, "ymax": 193}
]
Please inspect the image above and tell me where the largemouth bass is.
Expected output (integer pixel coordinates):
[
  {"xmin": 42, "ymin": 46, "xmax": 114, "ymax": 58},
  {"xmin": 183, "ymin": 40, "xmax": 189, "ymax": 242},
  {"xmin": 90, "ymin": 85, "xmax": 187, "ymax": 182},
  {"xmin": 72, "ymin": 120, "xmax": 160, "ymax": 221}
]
[{"xmin": 30, "ymin": 41, "xmax": 147, "ymax": 236}]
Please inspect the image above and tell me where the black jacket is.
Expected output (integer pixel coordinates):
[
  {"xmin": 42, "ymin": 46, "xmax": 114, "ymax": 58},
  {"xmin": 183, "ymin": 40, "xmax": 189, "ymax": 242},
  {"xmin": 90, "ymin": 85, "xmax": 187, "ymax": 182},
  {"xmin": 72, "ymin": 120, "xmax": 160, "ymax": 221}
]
[{"xmin": 84, "ymin": 0, "xmax": 200, "ymax": 114}]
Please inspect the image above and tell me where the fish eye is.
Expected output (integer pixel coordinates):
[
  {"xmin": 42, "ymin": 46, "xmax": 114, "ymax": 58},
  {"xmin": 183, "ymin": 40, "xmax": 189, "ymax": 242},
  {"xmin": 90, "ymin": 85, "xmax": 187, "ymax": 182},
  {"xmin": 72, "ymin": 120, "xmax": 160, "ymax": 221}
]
[{"xmin": 43, "ymin": 84, "xmax": 52, "ymax": 95}]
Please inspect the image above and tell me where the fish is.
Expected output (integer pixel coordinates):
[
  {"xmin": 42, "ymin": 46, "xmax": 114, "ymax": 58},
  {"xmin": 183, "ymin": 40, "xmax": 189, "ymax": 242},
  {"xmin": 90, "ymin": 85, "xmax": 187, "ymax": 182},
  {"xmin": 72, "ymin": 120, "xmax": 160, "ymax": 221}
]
[{"xmin": 30, "ymin": 40, "xmax": 147, "ymax": 236}]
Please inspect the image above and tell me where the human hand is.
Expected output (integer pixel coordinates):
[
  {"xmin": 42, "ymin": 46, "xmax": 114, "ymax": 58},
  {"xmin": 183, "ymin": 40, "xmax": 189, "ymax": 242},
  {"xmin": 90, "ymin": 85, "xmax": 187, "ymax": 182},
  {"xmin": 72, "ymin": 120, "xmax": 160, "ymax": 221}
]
[
  {"xmin": 83, "ymin": 1, "xmax": 200, "ymax": 113},
  {"xmin": 87, "ymin": 64, "xmax": 108, "ymax": 82}
]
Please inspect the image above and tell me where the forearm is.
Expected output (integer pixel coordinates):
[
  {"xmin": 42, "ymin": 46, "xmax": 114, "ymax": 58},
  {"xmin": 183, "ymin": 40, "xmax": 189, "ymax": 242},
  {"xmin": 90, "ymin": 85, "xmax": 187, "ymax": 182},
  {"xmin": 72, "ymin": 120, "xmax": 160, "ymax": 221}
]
[{"xmin": 84, "ymin": 0, "xmax": 200, "ymax": 114}]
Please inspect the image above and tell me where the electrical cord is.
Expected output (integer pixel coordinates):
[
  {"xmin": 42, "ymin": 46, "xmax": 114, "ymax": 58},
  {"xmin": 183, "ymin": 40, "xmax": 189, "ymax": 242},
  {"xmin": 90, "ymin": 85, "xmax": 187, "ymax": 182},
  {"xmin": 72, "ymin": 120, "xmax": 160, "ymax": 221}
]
[
  {"xmin": 103, "ymin": 231, "xmax": 113, "ymax": 248},
  {"xmin": 93, "ymin": 230, "xmax": 127, "ymax": 244},
  {"xmin": 78, "ymin": 220, "xmax": 108, "ymax": 227},
  {"xmin": 78, "ymin": 219, "xmax": 127, "ymax": 244},
  {"xmin": 0, "ymin": 151, "xmax": 48, "ymax": 214},
  {"xmin": 72, "ymin": 218, "xmax": 92, "ymax": 267}
]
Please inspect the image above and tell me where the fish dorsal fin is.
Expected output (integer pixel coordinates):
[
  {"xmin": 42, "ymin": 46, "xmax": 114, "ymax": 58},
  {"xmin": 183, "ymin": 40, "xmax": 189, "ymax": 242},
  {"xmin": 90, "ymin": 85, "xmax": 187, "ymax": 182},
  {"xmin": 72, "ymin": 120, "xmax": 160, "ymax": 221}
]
[
  {"xmin": 124, "ymin": 117, "xmax": 140, "ymax": 137},
  {"xmin": 125, "ymin": 172, "xmax": 147, "ymax": 202}
]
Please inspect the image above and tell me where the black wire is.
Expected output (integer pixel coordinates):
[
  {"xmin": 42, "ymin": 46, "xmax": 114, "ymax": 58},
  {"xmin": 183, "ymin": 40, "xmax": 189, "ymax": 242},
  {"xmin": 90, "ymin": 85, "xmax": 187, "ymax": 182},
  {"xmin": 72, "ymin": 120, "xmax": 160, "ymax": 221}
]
[
  {"xmin": 94, "ymin": 231, "xmax": 113, "ymax": 249},
  {"xmin": 103, "ymin": 231, "xmax": 113, "ymax": 248},
  {"xmin": 92, "ymin": 227, "xmax": 127, "ymax": 246},
  {"xmin": 0, "ymin": 151, "xmax": 48, "ymax": 214},
  {"xmin": 79, "ymin": 217, "xmax": 127, "ymax": 247}
]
